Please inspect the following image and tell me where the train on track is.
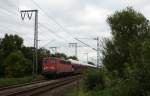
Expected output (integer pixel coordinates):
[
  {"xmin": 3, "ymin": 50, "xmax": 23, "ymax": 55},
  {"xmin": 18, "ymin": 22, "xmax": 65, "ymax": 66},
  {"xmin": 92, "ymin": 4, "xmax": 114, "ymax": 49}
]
[{"xmin": 42, "ymin": 57, "xmax": 96, "ymax": 78}]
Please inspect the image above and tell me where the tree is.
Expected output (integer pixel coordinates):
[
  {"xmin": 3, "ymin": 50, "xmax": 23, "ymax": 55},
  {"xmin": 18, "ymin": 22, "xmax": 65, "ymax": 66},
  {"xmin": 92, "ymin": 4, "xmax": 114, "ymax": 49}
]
[
  {"xmin": 0, "ymin": 34, "xmax": 24, "ymax": 77},
  {"xmin": 21, "ymin": 47, "xmax": 33, "ymax": 61},
  {"xmin": 67, "ymin": 56, "xmax": 78, "ymax": 60},
  {"xmin": 1, "ymin": 34, "xmax": 23, "ymax": 57},
  {"xmin": 0, "ymin": 34, "xmax": 53, "ymax": 77},
  {"xmin": 0, "ymin": 49, "xmax": 4, "ymax": 77},
  {"xmin": 0, "ymin": 38, "xmax": 3, "ymax": 77},
  {"xmin": 102, "ymin": 7, "xmax": 150, "ymax": 77},
  {"xmin": 100, "ymin": 7, "xmax": 150, "ymax": 96},
  {"xmin": 88, "ymin": 61, "xmax": 95, "ymax": 65},
  {"xmin": 3, "ymin": 51, "xmax": 32, "ymax": 77},
  {"xmin": 50, "ymin": 53, "xmax": 67, "ymax": 60}
]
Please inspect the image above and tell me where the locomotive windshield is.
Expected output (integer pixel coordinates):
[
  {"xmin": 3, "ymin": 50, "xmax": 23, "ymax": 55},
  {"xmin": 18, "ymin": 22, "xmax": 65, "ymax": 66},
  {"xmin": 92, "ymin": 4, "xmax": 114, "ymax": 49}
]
[
  {"xmin": 43, "ymin": 58, "xmax": 56, "ymax": 64},
  {"xmin": 43, "ymin": 59, "xmax": 48, "ymax": 64},
  {"xmin": 60, "ymin": 60, "xmax": 71, "ymax": 64},
  {"xmin": 50, "ymin": 58, "xmax": 56, "ymax": 64}
]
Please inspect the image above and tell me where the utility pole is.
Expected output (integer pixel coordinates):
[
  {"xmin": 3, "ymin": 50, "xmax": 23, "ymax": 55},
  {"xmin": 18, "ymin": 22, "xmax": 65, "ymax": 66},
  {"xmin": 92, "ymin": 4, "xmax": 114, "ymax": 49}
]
[
  {"xmin": 83, "ymin": 53, "xmax": 89, "ymax": 63},
  {"xmin": 69, "ymin": 43, "xmax": 78, "ymax": 58},
  {"xmin": 94, "ymin": 37, "xmax": 101, "ymax": 67},
  {"xmin": 96, "ymin": 37, "xmax": 101, "ymax": 67},
  {"xmin": 75, "ymin": 37, "xmax": 101, "ymax": 67},
  {"xmin": 20, "ymin": 10, "xmax": 38, "ymax": 79},
  {"xmin": 90, "ymin": 57, "xmax": 95, "ymax": 64}
]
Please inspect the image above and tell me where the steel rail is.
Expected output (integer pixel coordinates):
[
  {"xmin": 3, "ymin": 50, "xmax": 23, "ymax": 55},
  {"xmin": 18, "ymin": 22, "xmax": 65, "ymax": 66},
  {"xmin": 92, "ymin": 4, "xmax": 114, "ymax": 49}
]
[
  {"xmin": 0, "ymin": 79, "xmax": 46, "ymax": 91},
  {"xmin": 0, "ymin": 75, "xmax": 81, "ymax": 96}
]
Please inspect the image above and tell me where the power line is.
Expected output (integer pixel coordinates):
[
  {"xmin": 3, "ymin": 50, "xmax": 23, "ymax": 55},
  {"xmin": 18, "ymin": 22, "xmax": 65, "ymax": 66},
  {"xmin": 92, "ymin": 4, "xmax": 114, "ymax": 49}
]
[
  {"xmin": 30, "ymin": 0, "xmax": 75, "ymax": 38},
  {"xmin": 30, "ymin": 0, "xmax": 97, "ymax": 52},
  {"xmin": 0, "ymin": 0, "xmax": 20, "ymax": 15},
  {"xmin": 39, "ymin": 23, "xmax": 70, "ymax": 42},
  {"xmin": 69, "ymin": 43, "xmax": 78, "ymax": 57},
  {"xmin": 38, "ymin": 28, "xmax": 56, "ymax": 41},
  {"xmin": 74, "ymin": 38, "xmax": 97, "ymax": 51},
  {"xmin": 1, "ymin": 0, "xmax": 98, "ymax": 55},
  {"xmin": 41, "ymin": 39, "xmax": 55, "ymax": 47},
  {"xmin": 0, "ymin": 1, "xmax": 50, "ymax": 48},
  {"xmin": 29, "ymin": 0, "xmax": 72, "ymax": 43}
]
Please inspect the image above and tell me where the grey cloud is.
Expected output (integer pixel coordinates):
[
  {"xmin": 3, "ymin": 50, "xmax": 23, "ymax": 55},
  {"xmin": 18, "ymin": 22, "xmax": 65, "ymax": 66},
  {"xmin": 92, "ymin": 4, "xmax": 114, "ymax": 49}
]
[{"xmin": 0, "ymin": 0, "xmax": 150, "ymax": 61}]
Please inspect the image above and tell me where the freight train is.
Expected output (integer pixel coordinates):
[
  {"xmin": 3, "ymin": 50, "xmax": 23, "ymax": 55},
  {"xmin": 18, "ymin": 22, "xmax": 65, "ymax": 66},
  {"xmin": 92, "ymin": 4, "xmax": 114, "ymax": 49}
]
[{"xmin": 42, "ymin": 57, "xmax": 96, "ymax": 78}]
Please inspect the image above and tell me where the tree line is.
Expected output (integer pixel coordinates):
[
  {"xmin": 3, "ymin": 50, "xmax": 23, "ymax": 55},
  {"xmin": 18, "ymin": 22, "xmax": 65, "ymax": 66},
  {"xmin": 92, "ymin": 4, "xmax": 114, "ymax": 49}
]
[
  {"xmin": 0, "ymin": 34, "xmax": 78, "ymax": 78},
  {"xmin": 0, "ymin": 34, "xmax": 50, "ymax": 77},
  {"xmin": 83, "ymin": 7, "xmax": 150, "ymax": 96}
]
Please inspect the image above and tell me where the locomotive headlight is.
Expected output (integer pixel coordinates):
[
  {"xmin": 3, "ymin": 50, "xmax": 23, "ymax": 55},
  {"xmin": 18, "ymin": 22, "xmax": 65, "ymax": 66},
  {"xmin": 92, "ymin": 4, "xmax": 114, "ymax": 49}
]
[
  {"xmin": 50, "ymin": 67, "xmax": 55, "ymax": 70},
  {"xmin": 44, "ymin": 66, "xmax": 48, "ymax": 70}
]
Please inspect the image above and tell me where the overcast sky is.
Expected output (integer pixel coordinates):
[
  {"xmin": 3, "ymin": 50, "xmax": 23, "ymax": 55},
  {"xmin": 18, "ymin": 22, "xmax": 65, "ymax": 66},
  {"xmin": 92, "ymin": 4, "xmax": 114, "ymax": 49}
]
[{"xmin": 0, "ymin": 0, "xmax": 150, "ymax": 63}]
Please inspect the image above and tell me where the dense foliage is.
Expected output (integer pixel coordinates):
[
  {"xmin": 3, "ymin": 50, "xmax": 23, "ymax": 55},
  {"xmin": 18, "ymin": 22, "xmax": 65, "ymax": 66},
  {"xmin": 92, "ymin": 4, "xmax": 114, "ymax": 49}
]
[
  {"xmin": 67, "ymin": 56, "xmax": 78, "ymax": 60},
  {"xmin": 83, "ymin": 7, "xmax": 150, "ymax": 96},
  {"xmin": 0, "ymin": 34, "xmax": 78, "ymax": 78},
  {"xmin": 3, "ymin": 51, "xmax": 31, "ymax": 77},
  {"xmin": 83, "ymin": 69, "xmax": 109, "ymax": 91},
  {"xmin": 0, "ymin": 34, "xmax": 51, "ymax": 77}
]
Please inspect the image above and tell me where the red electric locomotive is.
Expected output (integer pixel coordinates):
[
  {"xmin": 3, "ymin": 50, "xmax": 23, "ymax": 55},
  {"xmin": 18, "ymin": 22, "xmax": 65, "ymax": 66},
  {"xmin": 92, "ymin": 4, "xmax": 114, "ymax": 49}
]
[
  {"xmin": 42, "ymin": 57, "xmax": 73, "ymax": 78},
  {"xmin": 42, "ymin": 57, "xmax": 97, "ymax": 78}
]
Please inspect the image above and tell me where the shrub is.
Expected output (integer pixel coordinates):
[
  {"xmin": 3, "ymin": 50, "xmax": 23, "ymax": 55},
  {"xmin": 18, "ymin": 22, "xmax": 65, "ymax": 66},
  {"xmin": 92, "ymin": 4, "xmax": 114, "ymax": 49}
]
[
  {"xmin": 83, "ymin": 68, "xmax": 109, "ymax": 91},
  {"xmin": 3, "ymin": 51, "xmax": 32, "ymax": 77}
]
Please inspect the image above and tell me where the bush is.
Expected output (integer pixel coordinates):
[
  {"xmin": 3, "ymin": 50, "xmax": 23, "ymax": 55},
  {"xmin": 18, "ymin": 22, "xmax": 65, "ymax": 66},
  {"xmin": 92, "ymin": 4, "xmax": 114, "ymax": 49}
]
[
  {"xmin": 3, "ymin": 51, "xmax": 32, "ymax": 77},
  {"xmin": 83, "ymin": 68, "xmax": 109, "ymax": 91}
]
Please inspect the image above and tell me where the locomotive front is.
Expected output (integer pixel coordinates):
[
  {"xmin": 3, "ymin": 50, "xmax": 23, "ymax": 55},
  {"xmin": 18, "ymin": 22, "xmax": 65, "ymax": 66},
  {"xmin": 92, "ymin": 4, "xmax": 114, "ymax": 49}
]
[{"xmin": 42, "ymin": 57, "xmax": 57, "ymax": 76}]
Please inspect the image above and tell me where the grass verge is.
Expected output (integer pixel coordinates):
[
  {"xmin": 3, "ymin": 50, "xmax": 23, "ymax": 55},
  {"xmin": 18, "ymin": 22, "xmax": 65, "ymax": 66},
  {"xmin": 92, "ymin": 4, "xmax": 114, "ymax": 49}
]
[
  {"xmin": 0, "ymin": 75, "xmax": 44, "ymax": 87},
  {"xmin": 64, "ymin": 80, "xmax": 87, "ymax": 96}
]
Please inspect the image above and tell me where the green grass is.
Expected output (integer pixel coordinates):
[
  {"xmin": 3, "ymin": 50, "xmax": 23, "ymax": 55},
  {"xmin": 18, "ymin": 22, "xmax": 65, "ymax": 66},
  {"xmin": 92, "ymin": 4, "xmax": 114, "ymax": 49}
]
[
  {"xmin": 65, "ymin": 86, "xmax": 87, "ymax": 96},
  {"xmin": 64, "ymin": 81, "xmax": 87, "ymax": 96},
  {"xmin": 0, "ymin": 75, "xmax": 44, "ymax": 87}
]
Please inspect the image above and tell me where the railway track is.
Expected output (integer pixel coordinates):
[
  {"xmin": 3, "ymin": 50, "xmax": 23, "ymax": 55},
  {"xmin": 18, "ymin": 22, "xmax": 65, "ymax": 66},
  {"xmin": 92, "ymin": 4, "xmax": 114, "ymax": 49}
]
[
  {"xmin": 0, "ymin": 79, "xmax": 46, "ymax": 91},
  {"xmin": 0, "ymin": 75, "xmax": 82, "ymax": 96}
]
